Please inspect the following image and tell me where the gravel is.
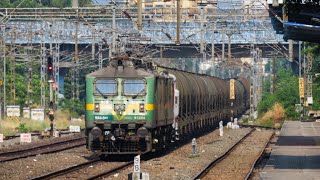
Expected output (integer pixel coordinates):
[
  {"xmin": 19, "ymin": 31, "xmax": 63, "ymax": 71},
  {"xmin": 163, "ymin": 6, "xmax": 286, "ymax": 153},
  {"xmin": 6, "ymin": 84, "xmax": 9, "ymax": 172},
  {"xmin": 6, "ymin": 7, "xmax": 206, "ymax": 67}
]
[
  {"xmin": 203, "ymin": 129, "xmax": 273, "ymax": 180},
  {"xmin": 0, "ymin": 133, "xmax": 83, "ymax": 152},
  {"xmin": 103, "ymin": 127, "xmax": 252, "ymax": 180},
  {"xmin": 0, "ymin": 127, "xmax": 261, "ymax": 180},
  {"xmin": 0, "ymin": 146, "xmax": 93, "ymax": 180}
]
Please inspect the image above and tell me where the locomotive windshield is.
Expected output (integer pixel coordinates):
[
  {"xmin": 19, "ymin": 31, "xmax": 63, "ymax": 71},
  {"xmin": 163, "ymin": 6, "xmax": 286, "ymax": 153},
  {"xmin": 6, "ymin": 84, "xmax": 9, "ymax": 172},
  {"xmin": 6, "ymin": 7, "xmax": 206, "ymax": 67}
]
[
  {"xmin": 123, "ymin": 79, "xmax": 145, "ymax": 95},
  {"xmin": 95, "ymin": 79, "xmax": 117, "ymax": 95}
]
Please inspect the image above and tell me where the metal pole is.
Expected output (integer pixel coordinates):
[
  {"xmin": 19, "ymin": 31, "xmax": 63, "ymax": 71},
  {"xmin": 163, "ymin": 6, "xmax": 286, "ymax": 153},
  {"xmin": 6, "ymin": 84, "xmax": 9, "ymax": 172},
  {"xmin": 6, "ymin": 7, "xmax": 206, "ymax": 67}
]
[
  {"xmin": 49, "ymin": 80, "xmax": 54, "ymax": 137},
  {"xmin": 92, "ymin": 29, "xmax": 95, "ymax": 61},
  {"xmin": 137, "ymin": 0, "xmax": 142, "ymax": 31},
  {"xmin": 112, "ymin": 6, "xmax": 116, "ymax": 56},
  {"xmin": 289, "ymin": 39, "xmax": 293, "ymax": 62},
  {"xmin": 212, "ymin": 24, "xmax": 215, "ymax": 63},
  {"xmin": 200, "ymin": 6, "xmax": 204, "ymax": 53},
  {"xmin": 75, "ymin": 21, "xmax": 79, "ymax": 64},
  {"xmin": 299, "ymin": 41, "xmax": 301, "ymax": 77},
  {"xmin": 222, "ymin": 29, "xmax": 225, "ymax": 61},
  {"xmin": 273, "ymin": 56, "xmax": 276, "ymax": 93},
  {"xmin": 3, "ymin": 29, "xmax": 5, "ymax": 119},
  {"xmin": 176, "ymin": 0, "xmax": 180, "ymax": 45},
  {"xmin": 227, "ymin": 33, "xmax": 231, "ymax": 62},
  {"xmin": 270, "ymin": 58, "xmax": 273, "ymax": 93}
]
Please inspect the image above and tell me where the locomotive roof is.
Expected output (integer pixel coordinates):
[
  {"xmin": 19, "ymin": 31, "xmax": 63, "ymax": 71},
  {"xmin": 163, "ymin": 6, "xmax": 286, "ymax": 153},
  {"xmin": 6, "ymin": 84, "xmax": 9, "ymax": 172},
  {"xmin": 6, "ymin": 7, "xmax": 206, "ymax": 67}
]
[{"xmin": 86, "ymin": 66, "xmax": 154, "ymax": 78}]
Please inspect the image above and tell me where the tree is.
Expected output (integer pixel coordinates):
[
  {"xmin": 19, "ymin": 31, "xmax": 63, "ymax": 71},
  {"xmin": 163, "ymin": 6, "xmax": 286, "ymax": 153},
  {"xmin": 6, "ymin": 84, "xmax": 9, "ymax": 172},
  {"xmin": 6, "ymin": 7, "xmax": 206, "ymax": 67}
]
[
  {"xmin": 0, "ymin": 0, "xmax": 12, "ymax": 8},
  {"xmin": 258, "ymin": 68, "xmax": 300, "ymax": 118}
]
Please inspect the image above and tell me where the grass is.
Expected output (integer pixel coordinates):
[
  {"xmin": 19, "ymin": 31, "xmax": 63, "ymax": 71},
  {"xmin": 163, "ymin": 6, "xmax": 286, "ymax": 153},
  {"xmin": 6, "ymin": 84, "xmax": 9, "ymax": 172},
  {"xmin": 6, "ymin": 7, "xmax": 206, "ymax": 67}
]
[
  {"xmin": 255, "ymin": 102, "xmax": 285, "ymax": 128},
  {"xmin": 0, "ymin": 109, "xmax": 85, "ymax": 136}
]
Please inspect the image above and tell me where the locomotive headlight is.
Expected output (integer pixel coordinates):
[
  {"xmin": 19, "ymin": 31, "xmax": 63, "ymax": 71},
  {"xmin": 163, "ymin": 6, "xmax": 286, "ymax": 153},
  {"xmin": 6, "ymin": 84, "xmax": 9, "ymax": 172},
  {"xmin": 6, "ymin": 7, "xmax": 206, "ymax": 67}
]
[
  {"xmin": 139, "ymin": 103, "xmax": 145, "ymax": 112},
  {"xmin": 94, "ymin": 103, "xmax": 100, "ymax": 112},
  {"xmin": 120, "ymin": 104, "xmax": 125, "ymax": 111},
  {"xmin": 91, "ymin": 127, "xmax": 102, "ymax": 138},
  {"xmin": 114, "ymin": 104, "xmax": 120, "ymax": 111}
]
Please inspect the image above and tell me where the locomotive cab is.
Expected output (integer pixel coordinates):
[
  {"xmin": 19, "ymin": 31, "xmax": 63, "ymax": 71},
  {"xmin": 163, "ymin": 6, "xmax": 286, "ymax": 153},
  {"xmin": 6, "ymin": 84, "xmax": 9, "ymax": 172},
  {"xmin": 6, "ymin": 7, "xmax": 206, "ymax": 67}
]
[{"xmin": 85, "ymin": 59, "xmax": 160, "ymax": 154}]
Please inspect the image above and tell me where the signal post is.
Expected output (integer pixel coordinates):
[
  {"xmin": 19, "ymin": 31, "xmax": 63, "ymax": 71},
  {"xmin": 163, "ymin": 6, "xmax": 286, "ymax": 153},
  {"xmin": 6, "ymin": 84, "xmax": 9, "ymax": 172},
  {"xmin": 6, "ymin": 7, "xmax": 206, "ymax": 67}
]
[
  {"xmin": 299, "ymin": 78, "xmax": 304, "ymax": 121},
  {"xmin": 47, "ymin": 55, "xmax": 55, "ymax": 137},
  {"xmin": 230, "ymin": 79, "xmax": 235, "ymax": 122}
]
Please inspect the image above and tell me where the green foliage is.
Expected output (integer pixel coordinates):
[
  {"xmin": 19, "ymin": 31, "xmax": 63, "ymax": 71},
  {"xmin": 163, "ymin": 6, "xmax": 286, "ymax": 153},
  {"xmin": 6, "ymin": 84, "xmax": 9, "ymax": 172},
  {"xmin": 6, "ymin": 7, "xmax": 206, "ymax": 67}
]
[
  {"xmin": 0, "ymin": 0, "xmax": 12, "ymax": 8},
  {"xmin": 49, "ymin": 0, "xmax": 72, "ymax": 7},
  {"xmin": 258, "ymin": 93, "xmax": 276, "ymax": 114},
  {"xmin": 59, "ymin": 98, "xmax": 85, "ymax": 117},
  {"xmin": 17, "ymin": 123, "xmax": 30, "ymax": 133},
  {"xmin": 258, "ymin": 68, "xmax": 300, "ymax": 118},
  {"xmin": 257, "ymin": 118, "xmax": 274, "ymax": 128}
]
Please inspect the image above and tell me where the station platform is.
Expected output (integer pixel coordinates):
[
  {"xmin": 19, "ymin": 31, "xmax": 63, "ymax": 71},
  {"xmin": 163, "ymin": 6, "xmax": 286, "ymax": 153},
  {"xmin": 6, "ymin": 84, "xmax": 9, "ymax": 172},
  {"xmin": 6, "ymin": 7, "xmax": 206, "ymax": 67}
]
[{"xmin": 260, "ymin": 121, "xmax": 320, "ymax": 180}]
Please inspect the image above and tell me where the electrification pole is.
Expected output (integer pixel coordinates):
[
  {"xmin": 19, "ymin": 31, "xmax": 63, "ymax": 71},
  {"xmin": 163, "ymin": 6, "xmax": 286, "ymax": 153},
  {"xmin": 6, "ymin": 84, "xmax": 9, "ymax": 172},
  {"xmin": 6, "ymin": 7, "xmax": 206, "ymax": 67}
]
[
  {"xmin": 176, "ymin": 0, "xmax": 181, "ymax": 45},
  {"xmin": 222, "ymin": 28, "xmax": 225, "ymax": 61},
  {"xmin": 40, "ymin": 31, "xmax": 46, "ymax": 108},
  {"xmin": 137, "ymin": 0, "xmax": 142, "ymax": 31},
  {"xmin": 200, "ymin": 5, "xmax": 205, "ymax": 53},
  {"xmin": 2, "ymin": 27, "xmax": 5, "ymax": 119},
  {"xmin": 112, "ymin": 6, "xmax": 116, "ymax": 57}
]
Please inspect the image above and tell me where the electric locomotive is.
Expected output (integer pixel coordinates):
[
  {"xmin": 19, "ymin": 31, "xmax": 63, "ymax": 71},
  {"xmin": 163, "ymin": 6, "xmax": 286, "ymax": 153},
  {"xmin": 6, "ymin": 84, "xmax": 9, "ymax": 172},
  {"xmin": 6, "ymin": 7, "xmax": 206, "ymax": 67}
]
[
  {"xmin": 85, "ymin": 56, "xmax": 249, "ymax": 155},
  {"xmin": 85, "ymin": 57, "xmax": 179, "ymax": 154}
]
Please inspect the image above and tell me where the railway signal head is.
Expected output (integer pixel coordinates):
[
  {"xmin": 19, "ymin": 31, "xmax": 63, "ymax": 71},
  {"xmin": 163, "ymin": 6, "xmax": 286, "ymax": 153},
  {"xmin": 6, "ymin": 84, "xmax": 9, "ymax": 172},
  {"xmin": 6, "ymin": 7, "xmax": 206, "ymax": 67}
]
[{"xmin": 47, "ymin": 56, "xmax": 53, "ymax": 72}]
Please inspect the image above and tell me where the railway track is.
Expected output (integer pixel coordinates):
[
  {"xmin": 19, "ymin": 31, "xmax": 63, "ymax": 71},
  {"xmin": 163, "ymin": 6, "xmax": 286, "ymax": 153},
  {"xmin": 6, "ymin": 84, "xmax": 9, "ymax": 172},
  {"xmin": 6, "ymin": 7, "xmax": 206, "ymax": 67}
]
[
  {"xmin": 30, "ymin": 159, "xmax": 134, "ymax": 180},
  {"xmin": 0, "ymin": 136, "xmax": 86, "ymax": 163},
  {"xmin": 3, "ymin": 129, "xmax": 84, "ymax": 140},
  {"xmin": 244, "ymin": 132, "xmax": 275, "ymax": 180},
  {"xmin": 193, "ymin": 128, "xmax": 273, "ymax": 180}
]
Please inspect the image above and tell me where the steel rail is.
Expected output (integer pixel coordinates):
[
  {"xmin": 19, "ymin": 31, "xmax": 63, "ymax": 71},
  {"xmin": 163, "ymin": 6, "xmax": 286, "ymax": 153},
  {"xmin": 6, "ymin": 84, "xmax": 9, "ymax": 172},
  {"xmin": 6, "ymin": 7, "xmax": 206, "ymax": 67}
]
[
  {"xmin": 244, "ymin": 132, "xmax": 275, "ymax": 180},
  {"xmin": 86, "ymin": 161, "xmax": 134, "ymax": 180},
  {"xmin": 192, "ymin": 128, "xmax": 255, "ymax": 180},
  {"xmin": 30, "ymin": 159, "xmax": 101, "ymax": 180},
  {"xmin": 0, "ymin": 137, "xmax": 86, "ymax": 163}
]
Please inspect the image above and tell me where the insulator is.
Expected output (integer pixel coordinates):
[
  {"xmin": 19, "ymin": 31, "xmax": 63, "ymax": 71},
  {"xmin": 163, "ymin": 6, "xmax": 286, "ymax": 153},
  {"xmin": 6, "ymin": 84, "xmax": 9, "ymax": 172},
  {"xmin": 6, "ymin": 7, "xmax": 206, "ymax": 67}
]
[
  {"xmin": 165, "ymin": 32, "xmax": 172, "ymax": 40},
  {"xmin": 123, "ymin": 11, "xmax": 132, "ymax": 19}
]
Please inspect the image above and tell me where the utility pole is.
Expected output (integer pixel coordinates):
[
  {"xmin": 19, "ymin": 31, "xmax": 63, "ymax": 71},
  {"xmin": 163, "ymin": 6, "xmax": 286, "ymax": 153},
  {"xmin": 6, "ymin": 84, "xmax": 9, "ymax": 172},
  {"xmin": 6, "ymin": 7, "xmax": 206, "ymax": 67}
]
[
  {"xmin": 175, "ymin": 0, "xmax": 181, "ymax": 45},
  {"xmin": 222, "ymin": 28, "xmax": 225, "ymax": 61},
  {"xmin": 288, "ymin": 40, "xmax": 293, "ymax": 62},
  {"xmin": 299, "ymin": 41, "xmax": 302, "ymax": 77},
  {"xmin": 112, "ymin": 5, "xmax": 116, "ymax": 57},
  {"xmin": 92, "ymin": 28, "xmax": 95, "ymax": 61},
  {"xmin": 200, "ymin": 5, "xmax": 205, "ymax": 53},
  {"xmin": 298, "ymin": 41, "xmax": 303, "ymax": 120},
  {"xmin": 48, "ymin": 79, "xmax": 54, "ymax": 137},
  {"xmin": 137, "ymin": 0, "xmax": 142, "ymax": 31},
  {"xmin": 227, "ymin": 32, "xmax": 232, "ymax": 62},
  {"xmin": 230, "ymin": 79, "xmax": 235, "ymax": 123},
  {"xmin": 54, "ymin": 42, "xmax": 60, "ymax": 108},
  {"xmin": 40, "ymin": 31, "xmax": 46, "ymax": 108},
  {"xmin": 257, "ymin": 48, "xmax": 262, "ymax": 102},
  {"xmin": 250, "ymin": 45, "xmax": 257, "ymax": 123},
  {"xmin": 75, "ymin": 2, "xmax": 80, "ymax": 100},
  {"xmin": 3, "ymin": 28, "xmax": 6, "ymax": 119},
  {"xmin": 211, "ymin": 26, "xmax": 215, "ymax": 64},
  {"xmin": 273, "ymin": 57, "xmax": 276, "ymax": 93},
  {"xmin": 10, "ymin": 30, "xmax": 16, "ymax": 104},
  {"xmin": 98, "ymin": 42, "xmax": 103, "ymax": 69}
]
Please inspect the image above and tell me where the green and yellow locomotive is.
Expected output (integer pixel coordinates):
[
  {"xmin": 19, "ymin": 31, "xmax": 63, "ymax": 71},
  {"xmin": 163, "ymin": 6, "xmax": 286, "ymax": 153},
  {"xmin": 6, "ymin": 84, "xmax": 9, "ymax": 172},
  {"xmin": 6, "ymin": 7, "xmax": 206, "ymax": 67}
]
[
  {"xmin": 85, "ymin": 57, "xmax": 249, "ymax": 155},
  {"xmin": 86, "ymin": 58, "xmax": 179, "ymax": 154}
]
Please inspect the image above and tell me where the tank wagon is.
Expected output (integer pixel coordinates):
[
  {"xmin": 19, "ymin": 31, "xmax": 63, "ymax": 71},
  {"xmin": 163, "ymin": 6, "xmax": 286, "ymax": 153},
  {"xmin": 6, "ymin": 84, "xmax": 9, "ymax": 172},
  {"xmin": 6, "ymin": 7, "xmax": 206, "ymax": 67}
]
[{"xmin": 85, "ymin": 58, "xmax": 249, "ymax": 154}]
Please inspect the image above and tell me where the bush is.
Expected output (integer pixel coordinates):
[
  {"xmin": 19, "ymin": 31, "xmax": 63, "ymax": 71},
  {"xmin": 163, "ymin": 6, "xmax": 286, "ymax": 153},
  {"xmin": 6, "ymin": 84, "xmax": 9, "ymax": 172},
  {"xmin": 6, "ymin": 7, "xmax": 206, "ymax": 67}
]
[
  {"xmin": 256, "ymin": 103, "xmax": 285, "ymax": 128},
  {"xmin": 17, "ymin": 123, "xmax": 30, "ymax": 133},
  {"xmin": 258, "ymin": 69, "xmax": 299, "ymax": 119}
]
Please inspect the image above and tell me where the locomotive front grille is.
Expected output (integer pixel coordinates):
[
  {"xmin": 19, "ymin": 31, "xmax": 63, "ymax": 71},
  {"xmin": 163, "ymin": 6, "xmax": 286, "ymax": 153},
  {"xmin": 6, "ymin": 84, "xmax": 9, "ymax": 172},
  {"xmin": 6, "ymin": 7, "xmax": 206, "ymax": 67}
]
[{"xmin": 104, "ymin": 139, "xmax": 147, "ymax": 153}]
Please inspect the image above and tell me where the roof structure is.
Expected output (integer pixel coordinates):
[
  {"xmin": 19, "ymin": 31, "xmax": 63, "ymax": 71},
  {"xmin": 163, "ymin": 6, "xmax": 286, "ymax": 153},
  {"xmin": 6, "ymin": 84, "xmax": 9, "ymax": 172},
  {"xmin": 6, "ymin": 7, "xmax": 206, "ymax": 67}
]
[{"xmin": 267, "ymin": 1, "xmax": 320, "ymax": 42}]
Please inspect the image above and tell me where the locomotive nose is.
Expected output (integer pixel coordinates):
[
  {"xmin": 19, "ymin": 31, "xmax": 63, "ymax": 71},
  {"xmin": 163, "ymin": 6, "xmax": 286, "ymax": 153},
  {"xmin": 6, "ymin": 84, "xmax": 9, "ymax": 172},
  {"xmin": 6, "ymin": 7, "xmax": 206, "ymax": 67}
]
[{"xmin": 114, "ymin": 104, "xmax": 126, "ymax": 112}]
